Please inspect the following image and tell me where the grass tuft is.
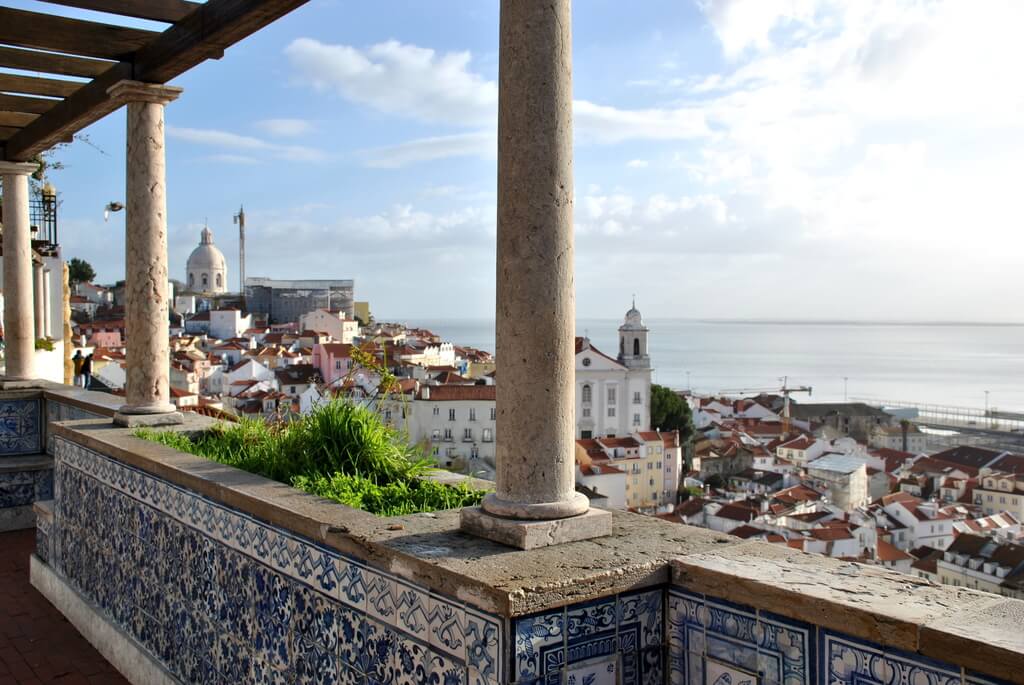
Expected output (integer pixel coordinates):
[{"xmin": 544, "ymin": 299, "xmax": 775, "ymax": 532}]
[{"xmin": 135, "ymin": 399, "xmax": 485, "ymax": 516}]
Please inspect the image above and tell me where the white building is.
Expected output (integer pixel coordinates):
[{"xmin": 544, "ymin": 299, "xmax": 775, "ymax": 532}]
[
  {"xmin": 403, "ymin": 385, "xmax": 497, "ymax": 472},
  {"xmin": 806, "ymin": 453, "xmax": 869, "ymax": 511},
  {"xmin": 209, "ymin": 309, "xmax": 252, "ymax": 341},
  {"xmin": 575, "ymin": 304, "xmax": 652, "ymax": 439},
  {"xmin": 299, "ymin": 308, "xmax": 358, "ymax": 343}
]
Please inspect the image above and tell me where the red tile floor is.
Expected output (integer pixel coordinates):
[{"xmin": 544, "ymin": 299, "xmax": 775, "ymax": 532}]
[{"xmin": 0, "ymin": 530, "xmax": 128, "ymax": 684}]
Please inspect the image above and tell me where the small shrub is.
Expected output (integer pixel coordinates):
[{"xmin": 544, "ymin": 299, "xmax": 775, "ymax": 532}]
[{"xmin": 135, "ymin": 398, "xmax": 485, "ymax": 516}]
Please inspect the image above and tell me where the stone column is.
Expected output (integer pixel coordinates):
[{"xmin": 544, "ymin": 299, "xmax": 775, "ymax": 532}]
[
  {"xmin": 0, "ymin": 162, "xmax": 39, "ymax": 382},
  {"xmin": 42, "ymin": 269, "xmax": 51, "ymax": 338},
  {"xmin": 33, "ymin": 262, "xmax": 45, "ymax": 339},
  {"xmin": 108, "ymin": 81, "xmax": 183, "ymax": 425},
  {"xmin": 460, "ymin": 0, "xmax": 611, "ymax": 549}
]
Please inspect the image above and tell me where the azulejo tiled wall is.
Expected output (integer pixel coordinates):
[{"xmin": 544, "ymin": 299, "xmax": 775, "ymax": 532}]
[
  {"xmin": 52, "ymin": 437, "xmax": 505, "ymax": 685},
  {"xmin": 0, "ymin": 468, "xmax": 52, "ymax": 509},
  {"xmin": 666, "ymin": 587, "xmax": 1008, "ymax": 685},
  {"xmin": 0, "ymin": 398, "xmax": 42, "ymax": 456},
  {"xmin": 45, "ymin": 399, "xmax": 107, "ymax": 454},
  {"xmin": 513, "ymin": 589, "xmax": 663, "ymax": 685}
]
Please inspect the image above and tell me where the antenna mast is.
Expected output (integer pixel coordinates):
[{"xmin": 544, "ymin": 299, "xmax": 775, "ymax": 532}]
[{"xmin": 233, "ymin": 205, "xmax": 246, "ymax": 294}]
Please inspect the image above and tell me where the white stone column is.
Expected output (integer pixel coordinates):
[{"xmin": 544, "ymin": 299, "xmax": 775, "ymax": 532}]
[
  {"xmin": 108, "ymin": 81, "xmax": 183, "ymax": 425},
  {"xmin": 42, "ymin": 269, "xmax": 51, "ymax": 338},
  {"xmin": 33, "ymin": 262, "xmax": 45, "ymax": 339},
  {"xmin": 460, "ymin": 0, "xmax": 611, "ymax": 548},
  {"xmin": 0, "ymin": 162, "xmax": 39, "ymax": 381}
]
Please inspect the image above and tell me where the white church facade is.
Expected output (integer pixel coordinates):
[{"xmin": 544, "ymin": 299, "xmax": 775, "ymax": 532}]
[{"xmin": 575, "ymin": 303, "xmax": 653, "ymax": 438}]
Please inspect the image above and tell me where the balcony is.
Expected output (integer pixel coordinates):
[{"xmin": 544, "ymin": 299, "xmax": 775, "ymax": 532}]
[{"xmin": 0, "ymin": 391, "xmax": 1012, "ymax": 685}]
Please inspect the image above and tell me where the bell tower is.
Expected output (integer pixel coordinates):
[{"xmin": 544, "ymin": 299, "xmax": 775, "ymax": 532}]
[{"xmin": 617, "ymin": 297, "xmax": 649, "ymax": 369}]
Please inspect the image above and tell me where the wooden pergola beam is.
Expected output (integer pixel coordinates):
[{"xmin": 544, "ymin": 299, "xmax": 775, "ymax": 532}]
[
  {"xmin": 38, "ymin": 0, "xmax": 201, "ymax": 24},
  {"xmin": 0, "ymin": 8, "xmax": 158, "ymax": 61},
  {"xmin": 0, "ymin": 126, "xmax": 20, "ymax": 141},
  {"xmin": 0, "ymin": 94, "xmax": 60, "ymax": 116},
  {"xmin": 0, "ymin": 73, "xmax": 83, "ymax": 98},
  {"xmin": 0, "ymin": 46, "xmax": 114, "ymax": 79},
  {"xmin": 0, "ymin": 112, "xmax": 38, "ymax": 128},
  {"xmin": 2, "ymin": 0, "xmax": 311, "ymax": 161}
]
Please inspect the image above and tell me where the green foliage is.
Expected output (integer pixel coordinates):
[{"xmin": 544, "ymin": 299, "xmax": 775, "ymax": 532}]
[
  {"xmin": 650, "ymin": 383, "xmax": 695, "ymax": 442},
  {"xmin": 34, "ymin": 338, "xmax": 55, "ymax": 351},
  {"xmin": 135, "ymin": 399, "xmax": 486, "ymax": 516},
  {"xmin": 68, "ymin": 258, "xmax": 96, "ymax": 285}
]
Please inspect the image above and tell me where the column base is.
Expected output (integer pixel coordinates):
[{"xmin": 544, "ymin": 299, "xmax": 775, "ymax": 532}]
[
  {"xmin": 113, "ymin": 411, "xmax": 184, "ymax": 428},
  {"xmin": 460, "ymin": 506, "xmax": 613, "ymax": 550}
]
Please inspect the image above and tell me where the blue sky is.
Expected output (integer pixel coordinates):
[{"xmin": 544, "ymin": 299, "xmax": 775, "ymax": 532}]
[{"xmin": 18, "ymin": 0, "xmax": 1024, "ymax": 321}]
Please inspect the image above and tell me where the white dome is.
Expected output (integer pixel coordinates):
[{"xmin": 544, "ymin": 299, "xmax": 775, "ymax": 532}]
[
  {"xmin": 622, "ymin": 299, "xmax": 644, "ymax": 329},
  {"xmin": 186, "ymin": 226, "xmax": 228, "ymax": 293}
]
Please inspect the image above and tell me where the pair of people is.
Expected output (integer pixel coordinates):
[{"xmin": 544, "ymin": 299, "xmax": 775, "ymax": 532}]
[{"xmin": 72, "ymin": 350, "xmax": 93, "ymax": 389}]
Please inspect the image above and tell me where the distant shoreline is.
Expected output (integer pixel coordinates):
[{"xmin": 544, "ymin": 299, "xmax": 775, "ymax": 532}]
[{"xmin": 400, "ymin": 317, "xmax": 1024, "ymax": 328}]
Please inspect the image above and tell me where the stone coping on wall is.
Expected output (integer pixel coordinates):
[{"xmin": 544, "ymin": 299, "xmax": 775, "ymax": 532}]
[
  {"xmin": 0, "ymin": 380, "xmax": 122, "ymax": 418},
  {"xmin": 672, "ymin": 535, "xmax": 1024, "ymax": 683},
  {"xmin": 50, "ymin": 417, "xmax": 1024, "ymax": 683}
]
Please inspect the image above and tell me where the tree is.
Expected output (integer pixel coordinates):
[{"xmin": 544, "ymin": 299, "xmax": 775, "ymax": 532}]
[
  {"xmin": 650, "ymin": 383, "xmax": 695, "ymax": 443},
  {"xmin": 68, "ymin": 258, "xmax": 96, "ymax": 286}
]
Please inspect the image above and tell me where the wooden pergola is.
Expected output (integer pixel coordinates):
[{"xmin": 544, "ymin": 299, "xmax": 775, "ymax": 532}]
[{"xmin": 0, "ymin": 0, "xmax": 309, "ymax": 162}]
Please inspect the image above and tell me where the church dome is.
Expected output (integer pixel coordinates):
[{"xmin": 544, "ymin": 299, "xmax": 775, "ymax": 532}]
[
  {"xmin": 621, "ymin": 299, "xmax": 645, "ymax": 329},
  {"xmin": 186, "ymin": 226, "xmax": 228, "ymax": 293}
]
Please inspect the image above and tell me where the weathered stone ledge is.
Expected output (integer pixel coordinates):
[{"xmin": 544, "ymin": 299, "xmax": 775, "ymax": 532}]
[
  {"xmin": 672, "ymin": 538, "xmax": 1024, "ymax": 683},
  {"xmin": 50, "ymin": 417, "xmax": 1024, "ymax": 683}
]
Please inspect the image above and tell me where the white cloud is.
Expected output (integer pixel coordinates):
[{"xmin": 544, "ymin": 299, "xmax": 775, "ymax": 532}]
[
  {"xmin": 167, "ymin": 126, "xmax": 326, "ymax": 162},
  {"xmin": 626, "ymin": 159, "xmax": 648, "ymax": 169},
  {"xmin": 362, "ymin": 132, "xmax": 494, "ymax": 168},
  {"xmin": 255, "ymin": 118, "xmax": 314, "ymax": 137},
  {"xmin": 285, "ymin": 38, "xmax": 497, "ymax": 126}
]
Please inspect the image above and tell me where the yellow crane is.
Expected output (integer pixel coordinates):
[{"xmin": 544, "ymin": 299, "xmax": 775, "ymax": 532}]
[{"xmin": 718, "ymin": 376, "xmax": 813, "ymax": 438}]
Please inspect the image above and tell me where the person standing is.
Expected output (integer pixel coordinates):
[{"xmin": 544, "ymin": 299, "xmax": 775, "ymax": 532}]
[
  {"xmin": 81, "ymin": 353, "xmax": 93, "ymax": 390},
  {"xmin": 72, "ymin": 350, "xmax": 84, "ymax": 387}
]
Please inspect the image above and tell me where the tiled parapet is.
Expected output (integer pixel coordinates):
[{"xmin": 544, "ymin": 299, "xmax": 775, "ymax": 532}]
[{"xmin": 40, "ymin": 418, "xmax": 1024, "ymax": 685}]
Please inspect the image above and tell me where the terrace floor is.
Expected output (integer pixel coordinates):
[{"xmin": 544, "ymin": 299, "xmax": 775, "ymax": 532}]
[{"xmin": 0, "ymin": 530, "xmax": 127, "ymax": 685}]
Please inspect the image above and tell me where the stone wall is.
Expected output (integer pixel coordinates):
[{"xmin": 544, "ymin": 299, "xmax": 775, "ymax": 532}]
[{"xmin": 32, "ymin": 417, "xmax": 1023, "ymax": 685}]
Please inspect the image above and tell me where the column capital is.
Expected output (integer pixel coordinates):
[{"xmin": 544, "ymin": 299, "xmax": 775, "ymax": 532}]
[
  {"xmin": 107, "ymin": 80, "xmax": 182, "ymax": 106},
  {"xmin": 0, "ymin": 161, "xmax": 39, "ymax": 177}
]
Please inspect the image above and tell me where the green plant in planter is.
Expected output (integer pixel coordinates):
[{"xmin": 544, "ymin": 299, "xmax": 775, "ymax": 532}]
[
  {"xmin": 35, "ymin": 338, "xmax": 55, "ymax": 351},
  {"xmin": 135, "ymin": 398, "xmax": 485, "ymax": 516}
]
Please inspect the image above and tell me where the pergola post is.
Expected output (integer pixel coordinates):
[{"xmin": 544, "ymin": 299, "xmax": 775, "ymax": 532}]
[
  {"xmin": 33, "ymin": 261, "xmax": 45, "ymax": 341},
  {"xmin": 0, "ymin": 161, "xmax": 40, "ymax": 382},
  {"xmin": 109, "ymin": 80, "xmax": 183, "ymax": 426},
  {"xmin": 460, "ymin": 0, "xmax": 611, "ymax": 549}
]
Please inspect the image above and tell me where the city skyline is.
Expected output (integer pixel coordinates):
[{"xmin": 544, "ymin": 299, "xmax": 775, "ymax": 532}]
[{"xmin": 24, "ymin": 0, "xmax": 1024, "ymax": 321}]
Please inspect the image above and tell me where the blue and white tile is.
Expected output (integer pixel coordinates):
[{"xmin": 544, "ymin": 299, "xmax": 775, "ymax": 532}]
[
  {"xmin": 337, "ymin": 604, "xmax": 366, "ymax": 671},
  {"xmin": 514, "ymin": 609, "xmax": 565, "ymax": 680},
  {"xmin": 429, "ymin": 593, "xmax": 467, "ymax": 660},
  {"xmin": 820, "ymin": 631, "xmax": 960, "ymax": 685},
  {"xmin": 395, "ymin": 582, "xmax": 431, "ymax": 641},
  {"xmin": 756, "ymin": 610, "xmax": 814, "ymax": 685},
  {"xmin": 706, "ymin": 657, "xmax": 759, "ymax": 685},
  {"xmin": 337, "ymin": 557, "xmax": 369, "ymax": 611},
  {"xmin": 618, "ymin": 588, "xmax": 663, "ymax": 653},
  {"xmin": 429, "ymin": 649, "xmax": 467, "ymax": 685},
  {"xmin": 392, "ymin": 634, "xmax": 431, "ymax": 685},
  {"xmin": 566, "ymin": 654, "xmax": 617, "ymax": 685},
  {"xmin": 367, "ymin": 573, "xmax": 399, "ymax": 625},
  {"xmin": 465, "ymin": 607, "xmax": 502, "ymax": 683},
  {"xmin": 0, "ymin": 398, "xmax": 41, "ymax": 455},
  {"xmin": 361, "ymin": 618, "xmax": 398, "ymax": 684},
  {"xmin": 567, "ymin": 598, "xmax": 617, "ymax": 660}
]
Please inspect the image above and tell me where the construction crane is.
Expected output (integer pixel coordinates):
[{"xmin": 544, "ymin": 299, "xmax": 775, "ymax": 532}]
[{"xmin": 718, "ymin": 376, "xmax": 813, "ymax": 438}]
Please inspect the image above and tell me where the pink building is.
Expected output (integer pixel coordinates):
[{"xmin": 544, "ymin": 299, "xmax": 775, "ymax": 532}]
[{"xmin": 311, "ymin": 342, "xmax": 355, "ymax": 386}]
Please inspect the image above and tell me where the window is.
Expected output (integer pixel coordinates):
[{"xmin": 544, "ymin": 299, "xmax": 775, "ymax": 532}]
[
  {"xmin": 443, "ymin": 428, "xmax": 453, "ymax": 441},
  {"xmin": 469, "ymin": 408, "xmax": 476, "ymax": 421},
  {"xmin": 633, "ymin": 391, "xmax": 641, "ymax": 404},
  {"xmin": 632, "ymin": 464, "xmax": 641, "ymax": 474},
  {"xmin": 433, "ymin": 407, "xmax": 440, "ymax": 416},
  {"xmin": 490, "ymin": 407, "xmax": 496, "ymax": 420},
  {"xmin": 581, "ymin": 430, "xmax": 592, "ymax": 439},
  {"xmin": 216, "ymin": 273, "xmax": 222, "ymax": 288},
  {"xmin": 633, "ymin": 413, "xmax": 641, "ymax": 425},
  {"xmin": 608, "ymin": 408, "xmax": 615, "ymax": 417},
  {"xmin": 290, "ymin": 386, "xmax": 296, "ymax": 394},
  {"xmin": 650, "ymin": 479, "xmax": 655, "ymax": 487},
  {"xmin": 582, "ymin": 357, "xmax": 591, "ymax": 367},
  {"xmin": 449, "ymin": 408, "xmax": 456, "ymax": 421},
  {"xmin": 384, "ymin": 409, "xmax": 392, "ymax": 422},
  {"xmin": 607, "ymin": 387, "xmax": 616, "ymax": 404},
  {"xmin": 189, "ymin": 273, "xmax": 195, "ymax": 287},
  {"xmin": 335, "ymin": 360, "xmax": 342, "ymax": 370},
  {"xmin": 633, "ymin": 338, "xmax": 640, "ymax": 356},
  {"xmin": 482, "ymin": 428, "xmax": 493, "ymax": 442},
  {"xmin": 202, "ymin": 274, "xmax": 208, "ymax": 288},
  {"xmin": 583, "ymin": 408, "xmax": 591, "ymax": 418},
  {"xmin": 463, "ymin": 428, "xmax": 473, "ymax": 441},
  {"xmin": 582, "ymin": 385, "xmax": 592, "ymax": 404},
  {"xmin": 432, "ymin": 429, "xmax": 441, "ymax": 441},
  {"xmin": 471, "ymin": 446, "xmax": 479, "ymax": 459}
]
